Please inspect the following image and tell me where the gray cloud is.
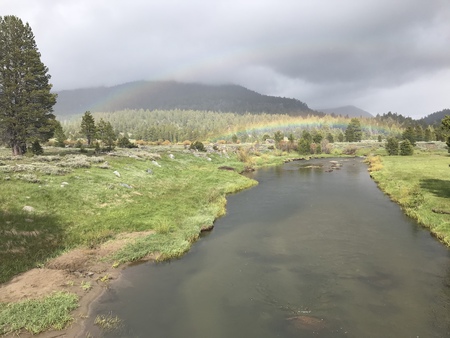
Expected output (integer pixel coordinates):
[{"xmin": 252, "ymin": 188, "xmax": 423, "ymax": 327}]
[{"xmin": 3, "ymin": 0, "xmax": 450, "ymax": 117}]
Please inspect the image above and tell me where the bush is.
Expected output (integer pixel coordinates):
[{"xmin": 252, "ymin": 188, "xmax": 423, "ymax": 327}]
[
  {"xmin": 400, "ymin": 139, "xmax": 414, "ymax": 156},
  {"xmin": 385, "ymin": 137, "xmax": 399, "ymax": 155},
  {"xmin": 31, "ymin": 140, "xmax": 44, "ymax": 155},
  {"xmin": 117, "ymin": 136, "xmax": 137, "ymax": 148},
  {"xmin": 190, "ymin": 141, "xmax": 206, "ymax": 152},
  {"xmin": 297, "ymin": 138, "xmax": 311, "ymax": 155},
  {"xmin": 342, "ymin": 145, "xmax": 357, "ymax": 155}
]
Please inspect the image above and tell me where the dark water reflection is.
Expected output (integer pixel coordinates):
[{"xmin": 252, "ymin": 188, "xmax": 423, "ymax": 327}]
[{"xmin": 82, "ymin": 158, "xmax": 450, "ymax": 337}]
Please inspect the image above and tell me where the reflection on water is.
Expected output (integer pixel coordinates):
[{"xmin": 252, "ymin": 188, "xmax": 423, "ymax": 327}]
[{"xmin": 82, "ymin": 158, "xmax": 450, "ymax": 338}]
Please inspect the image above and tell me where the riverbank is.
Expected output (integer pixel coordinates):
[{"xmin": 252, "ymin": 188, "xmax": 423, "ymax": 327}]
[
  {"xmin": 367, "ymin": 152, "xmax": 450, "ymax": 245},
  {"xmin": 0, "ymin": 143, "xmax": 293, "ymax": 336}
]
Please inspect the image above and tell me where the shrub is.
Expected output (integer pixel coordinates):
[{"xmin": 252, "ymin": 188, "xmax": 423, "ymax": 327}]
[
  {"xmin": 385, "ymin": 137, "xmax": 399, "ymax": 155},
  {"xmin": 30, "ymin": 140, "xmax": 44, "ymax": 155},
  {"xmin": 117, "ymin": 136, "xmax": 136, "ymax": 148},
  {"xmin": 400, "ymin": 139, "xmax": 414, "ymax": 156},
  {"xmin": 190, "ymin": 141, "xmax": 206, "ymax": 152},
  {"xmin": 297, "ymin": 138, "xmax": 311, "ymax": 155},
  {"xmin": 342, "ymin": 145, "xmax": 357, "ymax": 155}
]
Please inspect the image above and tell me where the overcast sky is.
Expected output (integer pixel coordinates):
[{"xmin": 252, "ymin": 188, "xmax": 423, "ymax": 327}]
[{"xmin": 3, "ymin": 0, "xmax": 450, "ymax": 118}]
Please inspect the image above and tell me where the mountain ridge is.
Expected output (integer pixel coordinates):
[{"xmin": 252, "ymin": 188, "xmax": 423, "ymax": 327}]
[
  {"xmin": 316, "ymin": 105, "xmax": 373, "ymax": 118},
  {"xmin": 53, "ymin": 81, "xmax": 321, "ymax": 118}
]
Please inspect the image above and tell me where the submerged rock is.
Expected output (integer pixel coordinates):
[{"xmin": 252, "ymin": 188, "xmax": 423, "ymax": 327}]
[{"xmin": 287, "ymin": 315, "xmax": 325, "ymax": 331}]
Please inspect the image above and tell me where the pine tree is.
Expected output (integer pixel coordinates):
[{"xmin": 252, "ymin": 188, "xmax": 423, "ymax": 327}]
[
  {"xmin": 80, "ymin": 111, "xmax": 96, "ymax": 146},
  {"xmin": 97, "ymin": 118, "xmax": 116, "ymax": 151},
  {"xmin": 53, "ymin": 121, "xmax": 66, "ymax": 147},
  {"xmin": 345, "ymin": 118, "xmax": 362, "ymax": 142},
  {"xmin": 385, "ymin": 137, "xmax": 399, "ymax": 155},
  {"xmin": 402, "ymin": 126, "xmax": 416, "ymax": 146},
  {"xmin": 400, "ymin": 139, "xmax": 414, "ymax": 156},
  {"xmin": 0, "ymin": 16, "xmax": 57, "ymax": 155}
]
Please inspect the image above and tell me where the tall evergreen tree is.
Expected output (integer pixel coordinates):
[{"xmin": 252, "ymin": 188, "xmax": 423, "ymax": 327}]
[
  {"xmin": 345, "ymin": 118, "xmax": 362, "ymax": 142},
  {"xmin": 97, "ymin": 118, "xmax": 116, "ymax": 151},
  {"xmin": 402, "ymin": 126, "xmax": 416, "ymax": 146},
  {"xmin": 53, "ymin": 121, "xmax": 67, "ymax": 147},
  {"xmin": 0, "ymin": 16, "xmax": 57, "ymax": 155},
  {"xmin": 80, "ymin": 111, "xmax": 96, "ymax": 146}
]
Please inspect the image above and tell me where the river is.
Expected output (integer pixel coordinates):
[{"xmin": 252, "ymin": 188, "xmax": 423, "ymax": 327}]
[{"xmin": 81, "ymin": 157, "xmax": 450, "ymax": 337}]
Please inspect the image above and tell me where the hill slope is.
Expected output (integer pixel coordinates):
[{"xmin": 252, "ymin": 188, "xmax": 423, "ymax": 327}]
[
  {"xmin": 53, "ymin": 81, "xmax": 320, "ymax": 118},
  {"xmin": 317, "ymin": 105, "xmax": 373, "ymax": 118},
  {"xmin": 418, "ymin": 108, "xmax": 450, "ymax": 126}
]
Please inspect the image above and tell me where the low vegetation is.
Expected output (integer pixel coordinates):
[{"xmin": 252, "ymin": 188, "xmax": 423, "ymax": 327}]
[
  {"xmin": 367, "ymin": 149, "xmax": 450, "ymax": 245},
  {"xmin": 0, "ymin": 292, "xmax": 78, "ymax": 335}
]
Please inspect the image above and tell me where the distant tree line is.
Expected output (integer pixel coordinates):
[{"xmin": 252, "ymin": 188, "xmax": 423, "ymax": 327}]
[{"xmin": 61, "ymin": 109, "xmax": 421, "ymax": 146}]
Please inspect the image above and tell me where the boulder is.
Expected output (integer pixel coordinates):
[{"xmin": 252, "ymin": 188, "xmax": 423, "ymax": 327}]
[{"xmin": 22, "ymin": 206, "xmax": 35, "ymax": 213}]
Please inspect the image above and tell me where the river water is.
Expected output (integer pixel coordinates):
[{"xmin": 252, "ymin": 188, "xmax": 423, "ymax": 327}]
[{"xmin": 82, "ymin": 158, "xmax": 450, "ymax": 337}]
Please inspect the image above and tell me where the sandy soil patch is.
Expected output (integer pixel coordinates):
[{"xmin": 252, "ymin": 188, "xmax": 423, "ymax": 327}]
[{"xmin": 0, "ymin": 231, "xmax": 155, "ymax": 337}]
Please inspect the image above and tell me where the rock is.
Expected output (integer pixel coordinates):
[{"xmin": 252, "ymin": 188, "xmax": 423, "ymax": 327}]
[
  {"xmin": 287, "ymin": 315, "xmax": 325, "ymax": 331},
  {"xmin": 22, "ymin": 206, "xmax": 35, "ymax": 213},
  {"xmin": 168, "ymin": 154, "xmax": 175, "ymax": 159},
  {"xmin": 146, "ymin": 169, "xmax": 153, "ymax": 174},
  {"xmin": 152, "ymin": 160, "xmax": 161, "ymax": 167},
  {"xmin": 120, "ymin": 183, "xmax": 132, "ymax": 189},
  {"xmin": 206, "ymin": 157, "xmax": 212, "ymax": 161},
  {"xmin": 113, "ymin": 170, "xmax": 121, "ymax": 177}
]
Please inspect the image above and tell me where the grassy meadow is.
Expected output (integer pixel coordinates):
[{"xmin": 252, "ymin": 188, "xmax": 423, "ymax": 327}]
[
  {"xmin": 368, "ymin": 144, "xmax": 450, "ymax": 245},
  {"xmin": 0, "ymin": 144, "xmax": 295, "ymax": 285}
]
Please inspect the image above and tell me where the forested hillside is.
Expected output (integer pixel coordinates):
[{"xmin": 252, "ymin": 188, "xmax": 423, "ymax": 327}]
[
  {"xmin": 53, "ymin": 81, "xmax": 318, "ymax": 118},
  {"xmin": 419, "ymin": 109, "xmax": 450, "ymax": 126},
  {"xmin": 317, "ymin": 105, "xmax": 374, "ymax": 118}
]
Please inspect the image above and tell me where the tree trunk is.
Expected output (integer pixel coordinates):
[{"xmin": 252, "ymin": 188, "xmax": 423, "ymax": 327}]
[{"xmin": 11, "ymin": 142, "xmax": 25, "ymax": 156}]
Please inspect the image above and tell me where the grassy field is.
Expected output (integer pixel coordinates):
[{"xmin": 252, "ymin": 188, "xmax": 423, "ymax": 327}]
[
  {"xmin": 0, "ymin": 145, "xmax": 269, "ymax": 285},
  {"xmin": 368, "ymin": 146, "xmax": 450, "ymax": 245}
]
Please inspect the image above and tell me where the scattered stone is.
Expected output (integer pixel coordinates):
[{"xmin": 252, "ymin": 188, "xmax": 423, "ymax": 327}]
[
  {"xmin": 113, "ymin": 170, "xmax": 121, "ymax": 177},
  {"xmin": 146, "ymin": 169, "xmax": 153, "ymax": 174},
  {"xmin": 61, "ymin": 182, "xmax": 69, "ymax": 186},
  {"xmin": 22, "ymin": 205, "xmax": 35, "ymax": 213},
  {"xmin": 120, "ymin": 183, "xmax": 132, "ymax": 189},
  {"xmin": 152, "ymin": 160, "xmax": 161, "ymax": 167},
  {"xmin": 206, "ymin": 157, "xmax": 212, "ymax": 161},
  {"xmin": 168, "ymin": 154, "xmax": 175, "ymax": 159}
]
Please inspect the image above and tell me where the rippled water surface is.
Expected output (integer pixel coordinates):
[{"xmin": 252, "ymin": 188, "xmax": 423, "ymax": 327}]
[{"xmin": 82, "ymin": 158, "xmax": 450, "ymax": 337}]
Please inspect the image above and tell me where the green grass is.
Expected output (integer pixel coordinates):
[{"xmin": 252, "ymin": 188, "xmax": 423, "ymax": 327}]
[
  {"xmin": 369, "ymin": 151, "xmax": 450, "ymax": 244},
  {"xmin": 0, "ymin": 145, "xmax": 262, "ymax": 284},
  {"xmin": 0, "ymin": 292, "xmax": 78, "ymax": 335}
]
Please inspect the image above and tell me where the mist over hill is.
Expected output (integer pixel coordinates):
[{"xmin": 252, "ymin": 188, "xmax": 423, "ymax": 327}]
[
  {"xmin": 53, "ymin": 81, "xmax": 320, "ymax": 118},
  {"xmin": 316, "ymin": 105, "xmax": 373, "ymax": 118}
]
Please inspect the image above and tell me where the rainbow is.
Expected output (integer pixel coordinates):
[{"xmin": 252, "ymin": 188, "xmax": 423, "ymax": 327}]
[{"xmin": 211, "ymin": 118, "xmax": 395, "ymax": 141}]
